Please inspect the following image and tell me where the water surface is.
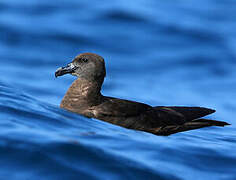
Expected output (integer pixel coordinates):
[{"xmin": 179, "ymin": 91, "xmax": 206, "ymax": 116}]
[{"xmin": 0, "ymin": 0, "xmax": 236, "ymax": 179}]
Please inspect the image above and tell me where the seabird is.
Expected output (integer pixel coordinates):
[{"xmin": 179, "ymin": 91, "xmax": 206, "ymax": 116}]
[{"xmin": 55, "ymin": 53, "xmax": 230, "ymax": 136}]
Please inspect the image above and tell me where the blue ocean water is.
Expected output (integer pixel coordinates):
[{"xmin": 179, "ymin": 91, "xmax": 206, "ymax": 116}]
[{"xmin": 0, "ymin": 0, "xmax": 236, "ymax": 179}]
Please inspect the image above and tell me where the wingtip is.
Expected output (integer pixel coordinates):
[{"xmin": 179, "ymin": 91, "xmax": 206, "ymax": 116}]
[
  {"xmin": 201, "ymin": 107, "xmax": 216, "ymax": 115},
  {"xmin": 206, "ymin": 107, "xmax": 216, "ymax": 114},
  {"xmin": 223, "ymin": 122, "xmax": 231, "ymax": 126},
  {"xmin": 195, "ymin": 118, "xmax": 231, "ymax": 127}
]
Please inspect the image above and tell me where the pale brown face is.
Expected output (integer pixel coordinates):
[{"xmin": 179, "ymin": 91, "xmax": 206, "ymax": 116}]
[{"xmin": 55, "ymin": 53, "xmax": 106, "ymax": 80}]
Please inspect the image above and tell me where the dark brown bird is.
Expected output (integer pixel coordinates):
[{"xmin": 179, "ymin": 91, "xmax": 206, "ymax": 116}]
[{"xmin": 55, "ymin": 52, "xmax": 230, "ymax": 136}]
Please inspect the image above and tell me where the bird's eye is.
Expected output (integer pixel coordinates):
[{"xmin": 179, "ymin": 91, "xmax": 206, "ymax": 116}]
[{"xmin": 81, "ymin": 58, "xmax": 88, "ymax": 63}]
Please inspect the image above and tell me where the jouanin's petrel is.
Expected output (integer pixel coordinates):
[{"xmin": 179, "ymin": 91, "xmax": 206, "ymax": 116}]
[{"xmin": 55, "ymin": 53, "xmax": 229, "ymax": 136}]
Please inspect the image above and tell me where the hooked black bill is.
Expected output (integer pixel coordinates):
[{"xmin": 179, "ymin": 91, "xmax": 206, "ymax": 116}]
[{"xmin": 55, "ymin": 63, "xmax": 76, "ymax": 77}]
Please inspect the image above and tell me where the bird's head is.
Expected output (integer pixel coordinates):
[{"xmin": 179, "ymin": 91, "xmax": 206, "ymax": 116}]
[{"xmin": 55, "ymin": 53, "xmax": 106, "ymax": 82}]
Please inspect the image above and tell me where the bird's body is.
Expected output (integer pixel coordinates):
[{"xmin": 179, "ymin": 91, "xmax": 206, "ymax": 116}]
[{"xmin": 56, "ymin": 53, "xmax": 229, "ymax": 136}]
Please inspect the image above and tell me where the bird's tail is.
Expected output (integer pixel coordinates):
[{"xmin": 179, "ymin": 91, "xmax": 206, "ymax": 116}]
[{"xmin": 148, "ymin": 119, "xmax": 230, "ymax": 136}]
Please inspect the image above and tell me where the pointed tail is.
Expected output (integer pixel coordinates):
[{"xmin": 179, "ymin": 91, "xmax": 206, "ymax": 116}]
[{"xmin": 149, "ymin": 119, "xmax": 230, "ymax": 136}]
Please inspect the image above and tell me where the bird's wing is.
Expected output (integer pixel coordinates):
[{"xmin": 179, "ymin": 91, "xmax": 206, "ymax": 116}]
[
  {"xmin": 92, "ymin": 102, "xmax": 216, "ymax": 126},
  {"xmin": 91, "ymin": 97, "xmax": 151, "ymax": 117},
  {"xmin": 90, "ymin": 101, "xmax": 229, "ymax": 135},
  {"xmin": 154, "ymin": 106, "xmax": 215, "ymax": 121}
]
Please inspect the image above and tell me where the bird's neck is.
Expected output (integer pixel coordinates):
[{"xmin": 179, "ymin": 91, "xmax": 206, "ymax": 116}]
[{"xmin": 60, "ymin": 78, "xmax": 103, "ymax": 112}]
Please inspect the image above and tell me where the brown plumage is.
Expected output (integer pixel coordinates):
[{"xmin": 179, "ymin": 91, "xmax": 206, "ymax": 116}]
[{"xmin": 55, "ymin": 53, "xmax": 230, "ymax": 136}]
